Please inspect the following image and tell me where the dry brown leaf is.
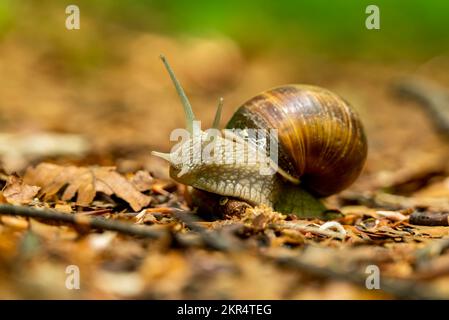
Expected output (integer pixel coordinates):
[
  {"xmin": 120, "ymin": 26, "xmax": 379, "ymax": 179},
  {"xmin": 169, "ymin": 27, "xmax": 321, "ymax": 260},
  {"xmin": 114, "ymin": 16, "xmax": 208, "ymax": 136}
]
[
  {"xmin": 130, "ymin": 170, "xmax": 154, "ymax": 192},
  {"xmin": 24, "ymin": 163, "xmax": 151, "ymax": 211},
  {"xmin": 2, "ymin": 175, "xmax": 40, "ymax": 205}
]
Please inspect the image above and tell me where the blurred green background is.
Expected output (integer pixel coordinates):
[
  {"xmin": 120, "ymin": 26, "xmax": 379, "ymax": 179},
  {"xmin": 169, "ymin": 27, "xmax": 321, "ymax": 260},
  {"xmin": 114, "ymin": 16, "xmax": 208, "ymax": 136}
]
[{"xmin": 0, "ymin": 0, "xmax": 447, "ymax": 71}]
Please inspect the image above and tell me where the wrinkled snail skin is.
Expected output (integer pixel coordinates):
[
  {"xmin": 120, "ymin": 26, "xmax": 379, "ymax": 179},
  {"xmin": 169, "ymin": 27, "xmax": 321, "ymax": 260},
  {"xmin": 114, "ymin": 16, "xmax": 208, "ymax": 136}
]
[
  {"xmin": 227, "ymin": 85, "xmax": 368, "ymax": 197},
  {"xmin": 153, "ymin": 57, "xmax": 367, "ymax": 218},
  {"xmin": 167, "ymin": 132, "xmax": 279, "ymax": 207}
]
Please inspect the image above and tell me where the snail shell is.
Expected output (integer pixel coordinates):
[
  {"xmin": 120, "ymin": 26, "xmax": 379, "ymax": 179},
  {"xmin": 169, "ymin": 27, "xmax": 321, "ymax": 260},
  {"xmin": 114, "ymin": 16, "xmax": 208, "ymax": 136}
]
[{"xmin": 226, "ymin": 84, "xmax": 367, "ymax": 197}]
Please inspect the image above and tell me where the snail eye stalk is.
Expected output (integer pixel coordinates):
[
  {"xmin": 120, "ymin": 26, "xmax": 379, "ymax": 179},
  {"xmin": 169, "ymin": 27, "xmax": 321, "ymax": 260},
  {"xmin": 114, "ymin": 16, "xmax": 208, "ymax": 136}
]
[
  {"xmin": 160, "ymin": 54, "xmax": 196, "ymax": 133},
  {"xmin": 212, "ymin": 97, "xmax": 224, "ymax": 130}
]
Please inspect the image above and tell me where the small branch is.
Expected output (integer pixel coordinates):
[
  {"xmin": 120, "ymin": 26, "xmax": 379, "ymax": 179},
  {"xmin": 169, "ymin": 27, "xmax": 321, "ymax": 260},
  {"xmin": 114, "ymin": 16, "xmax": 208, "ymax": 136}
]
[
  {"xmin": 0, "ymin": 204, "xmax": 236, "ymax": 252},
  {"xmin": 394, "ymin": 77, "xmax": 449, "ymax": 137},
  {"xmin": 0, "ymin": 204, "xmax": 165, "ymax": 239},
  {"xmin": 410, "ymin": 210, "xmax": 449, "ymax": 226}
]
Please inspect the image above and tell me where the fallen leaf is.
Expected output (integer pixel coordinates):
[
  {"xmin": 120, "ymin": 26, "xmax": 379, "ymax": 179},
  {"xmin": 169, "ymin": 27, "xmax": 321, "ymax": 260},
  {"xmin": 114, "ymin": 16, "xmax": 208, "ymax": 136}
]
[
  {"xmin": 130, "ymin": 170, "xmax": 154, "ymax": 192},
  {"xmin": 24, "ymin": 163, "xmax": 151, "ymax": 211},
  {"xmin": 2, "ymin": 175, "xmax": 40, "ymax": 205}
]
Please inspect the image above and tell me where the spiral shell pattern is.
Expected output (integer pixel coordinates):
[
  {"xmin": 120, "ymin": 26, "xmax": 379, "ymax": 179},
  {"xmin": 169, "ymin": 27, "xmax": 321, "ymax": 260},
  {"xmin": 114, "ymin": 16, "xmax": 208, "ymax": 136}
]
[{"xmin": 226, "ymin": 85, "xmax": 367, "ymax": 197}]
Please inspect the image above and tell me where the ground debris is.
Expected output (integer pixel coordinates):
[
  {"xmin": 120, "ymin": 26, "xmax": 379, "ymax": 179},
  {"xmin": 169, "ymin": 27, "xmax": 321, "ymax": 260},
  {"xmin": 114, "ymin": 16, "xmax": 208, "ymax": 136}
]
[
  {"xmin": 2, "ymin": 175, "xmax": 40, "ymax": 205},
  {"xmin": 0, "ymin": 31, "xmax": 449, "ymax": 299},
  {"xmin": 24, "ymin": 163, "xmax": 152, "ymax": 211}
]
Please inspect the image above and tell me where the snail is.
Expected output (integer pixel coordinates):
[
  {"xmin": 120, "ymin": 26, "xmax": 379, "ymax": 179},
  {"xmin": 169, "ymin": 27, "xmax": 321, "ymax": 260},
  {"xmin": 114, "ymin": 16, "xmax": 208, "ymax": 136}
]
[{"xmin": 153, "ymin": 56, "xmax": 367, "ymax": 217}]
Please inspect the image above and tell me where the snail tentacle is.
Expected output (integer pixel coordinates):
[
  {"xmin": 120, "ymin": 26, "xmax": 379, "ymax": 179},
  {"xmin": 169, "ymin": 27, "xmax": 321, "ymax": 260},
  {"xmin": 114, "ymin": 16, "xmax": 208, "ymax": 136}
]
[
  {"xmin": 160, "ymin": 55, "xmax": 196, "ymax": 133},
  {"xmin": 151, "ymin": 151, "xmax": 171, "ymax": 162},
  {"xmin": 212, "ymin": 97, "xmax": 224, "ymax": 129}
]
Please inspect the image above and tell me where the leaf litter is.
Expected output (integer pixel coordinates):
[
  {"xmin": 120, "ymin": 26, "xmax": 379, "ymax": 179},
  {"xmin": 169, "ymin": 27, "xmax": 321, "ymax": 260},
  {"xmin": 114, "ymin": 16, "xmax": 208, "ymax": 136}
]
[
  {"xmin": 0, "ymin": 34, "xmax": 449, "ymax": 299},
  {"xmin": 24, "ymin": 163, "xmax": 151, "ymax": 211}
]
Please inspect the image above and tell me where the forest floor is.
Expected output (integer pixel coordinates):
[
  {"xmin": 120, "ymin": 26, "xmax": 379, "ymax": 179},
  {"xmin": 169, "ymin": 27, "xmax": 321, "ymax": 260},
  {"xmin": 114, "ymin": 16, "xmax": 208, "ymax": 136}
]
[{"xmin": 0, "ymin": 33, "xmax": 449, "ymax": 299}]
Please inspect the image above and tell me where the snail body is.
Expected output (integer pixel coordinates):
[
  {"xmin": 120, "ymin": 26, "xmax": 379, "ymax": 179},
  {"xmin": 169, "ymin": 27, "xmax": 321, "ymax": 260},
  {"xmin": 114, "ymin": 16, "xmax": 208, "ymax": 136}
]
[{"xmin": 153, "ymin": 56, "xmax": 367, "ymax": 217}]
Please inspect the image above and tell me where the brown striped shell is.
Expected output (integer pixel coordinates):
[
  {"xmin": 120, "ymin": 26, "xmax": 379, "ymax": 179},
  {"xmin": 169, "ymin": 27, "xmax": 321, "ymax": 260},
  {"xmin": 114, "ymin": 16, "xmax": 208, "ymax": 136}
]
[{"xmin": 226, "ymin": 85, "xmax": 367, "ymax": 197}]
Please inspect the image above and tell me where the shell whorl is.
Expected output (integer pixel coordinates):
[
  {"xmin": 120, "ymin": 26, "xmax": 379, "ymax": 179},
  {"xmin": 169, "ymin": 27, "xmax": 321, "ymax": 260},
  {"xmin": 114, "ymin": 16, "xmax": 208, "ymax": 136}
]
[{"xmin": 226, "ymin": 84, "xmax": 367, "ymax": 197}]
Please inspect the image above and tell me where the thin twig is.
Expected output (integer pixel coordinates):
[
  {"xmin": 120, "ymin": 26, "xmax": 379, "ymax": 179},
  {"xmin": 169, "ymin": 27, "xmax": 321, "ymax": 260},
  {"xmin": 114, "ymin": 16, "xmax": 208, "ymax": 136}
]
[
  {"xmin": 394, "ymin": 77, "xmax": 449, "ymax": 137},
  {"xmin": 410, "ymin": 210, "xmax": 449, "ymax": 226},
  {"xmin": 0, "ymin": 204, "xmax": 165, "ymax": 239},
  {"xmin": 0, "ymin": 204, "xmax": 235, "ymax": 251}
]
